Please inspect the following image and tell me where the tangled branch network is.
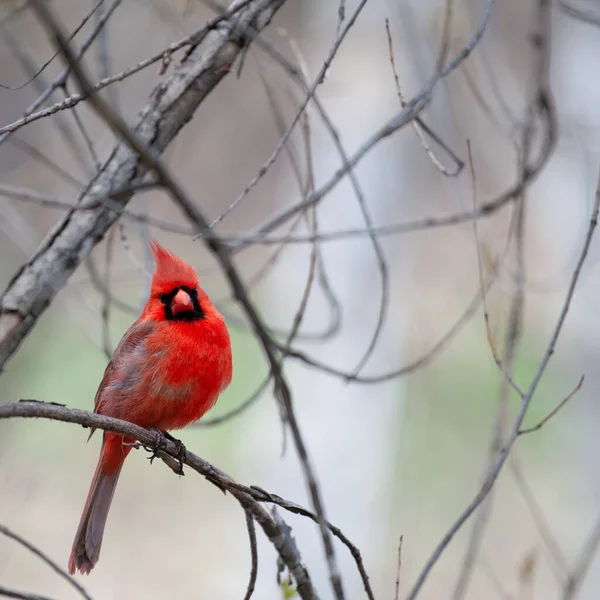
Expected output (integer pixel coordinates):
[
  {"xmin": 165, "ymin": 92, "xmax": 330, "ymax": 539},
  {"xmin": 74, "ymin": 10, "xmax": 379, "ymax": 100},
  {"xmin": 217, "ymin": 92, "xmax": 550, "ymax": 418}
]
[{"xmin": 1, "ymin": 0, "xmax": 600, "ymax": 599}]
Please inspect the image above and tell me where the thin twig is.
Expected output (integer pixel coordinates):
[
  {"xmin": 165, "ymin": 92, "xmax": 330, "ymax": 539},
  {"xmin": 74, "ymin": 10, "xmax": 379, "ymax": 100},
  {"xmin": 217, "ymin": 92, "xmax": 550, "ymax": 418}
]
[
  {"xmin": 563, "ymin": 512, "xmax": 600, "ymax": 599},
  {"xmin": 510, "ymin": 456, "xmax": 568, "ymax": 581},
  {"xmin": 100, "ymin": 228, "xmax": 116, "ymax": 358},
  {"xmin": 0, "ymin": 25, "xmax": 90, "ymax": 173},
  {"xmin": 276, "ymin": 268, "xmax": 498, "ymax": 384},
  {"xmin": 7, "ymin": 137, "xmax": 84, "ymax": 189},
  {"xmin": 197, "ymin": 375, "xmax": 271, "ymax": 427},
  {"xmin": 0, "ymin": 524, "xmax": 92, "ymax": 600},
  {"xmin": 0, "ymin": 585, "xmax": 56, "ymax": 600},
  {"xmin": 1, "ymin": 400, "xmax": 318, "ymax": 599},
  {"xmin": 204, "ymin": 0, "xmax": 369, "ymax": 230},
  {"xmin": 560, "ymin": 1, "xmax": 600, "ymax": 27},
  {"xmin": 452, "ymin": 0, "xmax": 558, "ymax": 587},
  {"xmin": 0, "ymin": 183, "xmax": 194, "ymax": 235},
  {"xmin": 394, "ymin": 535, "xmax": 403, "ymax": 600},
  {"xmin": 385, "ymin": 18, "xmax": 462, "ymax": 176},
  {"xmin": 451, "ymin": 139, "xmax": 513, "ymax": 600},
  {"xmin": 0, "ymin": 399, "xmax": 375, "ymax": 599},
  {"xmin": 243, "ymin": 511, "xmax": 259, "ymax": 600},
  {"xmin": 95, "ymin": 0, "xmax": 120, "ymax": 110},
  {"xmin": 0, "ymin": 0, "xmax": 286, "ymax": 368},
  {"xmin": 0, "ymin": 0, "xmax": 123, "ymax": 148},
  {"xmin": 0, "ymin": 0, "xmax": 105, "ymax": 91},
  {"xmin": 518, "ymin": 375, "xmax": 584, "ymax": 435},
  {"xmin": 204, "ymin": 3, "xmax": 381, "ymax": 378},
  {"xmin": 30, "ymin": 4, "xmax": 346, "ymax": 598},
  {"xmin": 405, "ymin": 153, "xmax": 599, "ymax": 600},
  {"xmin": 66, "ymin": 91, "xmax": 101, "ymax": 172},
  {"xmin": 335, "ymin": 0, "xmax": 346, "ymax": 40},
  {"xmin": 237, "ymin": 0, "xmax": 551, "ymax": 253},
  {"xmin": 0, "ymin": 0, "xmax": 255, "ymax": 140}
]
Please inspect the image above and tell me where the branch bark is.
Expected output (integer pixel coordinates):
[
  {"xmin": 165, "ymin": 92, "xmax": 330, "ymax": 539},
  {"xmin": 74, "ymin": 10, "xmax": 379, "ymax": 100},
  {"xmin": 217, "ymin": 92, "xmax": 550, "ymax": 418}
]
[
  {"xmin": 0, "ymin": 400, "xmax": 318, "ymax": 599},
  {"xmin": 28, "ymin": 1, "xmax": 348, "ymax": 596},
  {"xmin": 0, "ymin": 0, "xmax": 286, "ymax": 370}
]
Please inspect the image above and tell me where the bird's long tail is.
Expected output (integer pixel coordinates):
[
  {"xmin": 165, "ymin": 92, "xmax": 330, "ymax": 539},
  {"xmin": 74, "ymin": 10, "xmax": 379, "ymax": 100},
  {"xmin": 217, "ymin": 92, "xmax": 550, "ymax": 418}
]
[{"xmin": 68, "ymin": 434, "xmax": 131, "ymax": 575}]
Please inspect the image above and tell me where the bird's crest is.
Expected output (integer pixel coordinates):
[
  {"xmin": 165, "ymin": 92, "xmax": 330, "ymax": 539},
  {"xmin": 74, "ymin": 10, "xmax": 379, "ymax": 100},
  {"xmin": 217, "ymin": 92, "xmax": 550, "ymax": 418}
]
[{"xmin": 149, "ymin": 240, "xmax": 198, "ymax": 292}]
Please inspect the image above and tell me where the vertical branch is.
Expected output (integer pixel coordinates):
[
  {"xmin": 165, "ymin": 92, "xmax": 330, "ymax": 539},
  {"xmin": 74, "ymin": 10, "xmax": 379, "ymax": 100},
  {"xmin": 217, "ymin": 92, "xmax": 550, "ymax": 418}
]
[
  {"xmin": 407, "ymin": 159, "xmax": 596, "ymax": 600},
  {"xmin": 451, "ymin": 0, "xmax": 555, "ymax": 593},
  {"xmin": 394, "ymin": 535, "xmax": 403, "ymax": 600},
  {"xmin": 562, "ymin": 513, "xmax": 600, "ymax": 599},
  {"xmin": 243, "ymin": 511, "xmax": 259, "ymax": 600}
]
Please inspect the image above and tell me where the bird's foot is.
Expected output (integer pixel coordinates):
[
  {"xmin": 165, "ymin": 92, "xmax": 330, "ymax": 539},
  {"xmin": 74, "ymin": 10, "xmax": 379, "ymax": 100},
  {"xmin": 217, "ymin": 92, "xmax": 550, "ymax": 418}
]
[
  {"xmin": 146, "ymin": 427, "xmax": 186, "ymax": 474},
  {"xmin": 169, "ymin": 435, "xmax": 187, "ymax": 475},
  {"xmin": 146, "ymin": 427, "xmax": 166, "ymax": 465}
]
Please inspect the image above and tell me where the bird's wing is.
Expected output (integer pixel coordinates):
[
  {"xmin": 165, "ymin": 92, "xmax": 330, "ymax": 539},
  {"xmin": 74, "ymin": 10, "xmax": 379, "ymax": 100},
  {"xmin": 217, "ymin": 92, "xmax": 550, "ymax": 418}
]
[{"xmin": 87, "ymin": 320, "xmax": 154, "ymax": 439}]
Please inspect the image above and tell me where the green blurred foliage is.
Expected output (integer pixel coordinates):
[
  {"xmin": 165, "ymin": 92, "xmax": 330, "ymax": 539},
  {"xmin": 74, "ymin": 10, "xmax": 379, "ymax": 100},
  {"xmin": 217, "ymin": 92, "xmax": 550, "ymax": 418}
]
[
  {"xmin": 396, "ymin": 324, "xmax": 562, "ymax": 490},
  {"xmin": 0, "ymin": 296, "xmax": 266, "ymax": 464}
]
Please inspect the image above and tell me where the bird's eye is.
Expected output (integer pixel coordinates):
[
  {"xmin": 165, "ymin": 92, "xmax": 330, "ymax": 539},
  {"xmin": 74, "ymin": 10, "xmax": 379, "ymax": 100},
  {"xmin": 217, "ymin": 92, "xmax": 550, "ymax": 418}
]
[{"xmin": 159, "ymin": 293, "xmax": 169, "ymax": 305}]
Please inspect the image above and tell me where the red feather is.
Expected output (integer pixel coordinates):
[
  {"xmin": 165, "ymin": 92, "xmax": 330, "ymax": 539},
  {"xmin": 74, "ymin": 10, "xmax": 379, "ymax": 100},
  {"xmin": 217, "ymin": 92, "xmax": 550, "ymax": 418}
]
[{"xmin": 68, "ymin": 241, "xmax": 232, "ymax": 575}]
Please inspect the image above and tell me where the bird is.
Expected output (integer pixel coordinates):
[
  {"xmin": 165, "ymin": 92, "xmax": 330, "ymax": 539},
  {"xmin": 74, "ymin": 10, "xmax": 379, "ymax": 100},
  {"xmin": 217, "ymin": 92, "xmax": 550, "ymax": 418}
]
[{"xmin": 68, "ymin": 240, "xmax": 232, "ymax": 575}]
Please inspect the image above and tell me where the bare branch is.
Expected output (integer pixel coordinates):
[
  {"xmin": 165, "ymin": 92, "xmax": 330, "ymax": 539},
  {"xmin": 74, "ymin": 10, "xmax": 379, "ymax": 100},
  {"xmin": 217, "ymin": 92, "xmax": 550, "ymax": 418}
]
[
  {"xmin": 0, "ymin": 0, "xmax": 286, "ymax": 369},
  {"xmin": 197, "ymin": 375, "xmax": 271, "ymax": 427},
  {"xmin": 0, "ymin": 1, "xmax": 581, "ymax": 598},
  {"xmin": 0, "ymin": 400, "xmax": 317, "ymax": 598},
  {"xmin": 394, "ymin": 535, "xmax": 403, "ymax": 600},
  {"xmin": 28, "ymin": 3, "xmax": 347, "ymax": 598},
  {"xmin": 0, "ymin": 524, "xmax": 91, "ymax": 600},
  {"xmin": 238, "ymin": 0, "xmax": 495, "ymax": 243},
  {"xmin": 204, "ymin": 0, "xmax": 370, "ymax": 228},
  {"xmin": 0, "ymin": 0, "xmax": 105, "ymax": 91},
  {"xmin": 480, "ymin": 555, "xmax": 515, "ymax": 600},
  {"xmin": 0, "ymin": 0, "xmax": 123, "ymax": 148},
  {"xmin": 563, "ymin": 512, "xmax": 600, "ymax": 599},
  {"xmin": 385, "ymin": 18, "xmax": 463, "ymax": 177},
  {"xmin": 0, "ymin": 399, "xmax": 376, "ymax": 599},
  {"xmin": 560, "ymin": 1, "xmax": 600, "ymax": 27},
  {"xmin": 276, "ymin": 268, "xmax": 497, "ymax": 384},
  {"xmin": 0, "ymin": 585, "xmax": 56, "ymax": 600},
  {"xmin": 243, "ymin": 511, "xmax": 259, "ymax": 600},
  {"xmin": 510, "ymin": 456, "xmax": 568, "ymax": 580},
  {"xmin": 405, "ymin": 95, "xmax": 597, "ymax": 600},
  {"xmin": 451, "ymin": 139, "xmax": 513, "ymax": 600},
  {"xmin": 335, "ymin": 0, "xmax": 346, "ymax": 40},
  {"xmin": 518, "ymin": 375, "xmax": 584, "ymax": 436},
  {"xmin": 0, "ymin": 0, "xmax": 257, "ymax": 140}
]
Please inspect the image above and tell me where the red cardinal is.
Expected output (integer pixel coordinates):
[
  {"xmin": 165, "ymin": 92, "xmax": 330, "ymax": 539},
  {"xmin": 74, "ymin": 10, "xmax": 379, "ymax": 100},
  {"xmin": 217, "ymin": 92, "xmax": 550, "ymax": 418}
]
[{"xmin": 68, "ymin": 241, "xmax": 232, "ymax": 575}]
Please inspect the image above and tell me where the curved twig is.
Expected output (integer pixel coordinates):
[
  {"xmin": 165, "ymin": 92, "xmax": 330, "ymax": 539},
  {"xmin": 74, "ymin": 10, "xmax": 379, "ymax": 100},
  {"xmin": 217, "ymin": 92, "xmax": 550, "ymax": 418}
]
[
  {"xmin": 405, "ymin": 155, "xmax": 599, "ymax": 600},
  {"xmin": 0, "ymin": 399, "xmax": 373, "ymax": 599},
  {"xmin": 0, "ymin": 524, "xmax": 92, "ymax": 600}
]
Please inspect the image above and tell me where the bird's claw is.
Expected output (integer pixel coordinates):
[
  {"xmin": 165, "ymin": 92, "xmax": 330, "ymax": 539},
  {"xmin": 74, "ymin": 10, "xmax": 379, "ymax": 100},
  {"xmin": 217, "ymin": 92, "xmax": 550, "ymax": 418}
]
[
  {"xmin": 146, "ymin": 427, "xmax": 186, "ymax": 474},
  {"xmin": 160, "ymin": 430, "xmax": 187, "ymax": 474},
  {"xmin": 146, "ymin": 427, "xmax": 166, "ymax": 464},
  {"xmin": 170, "ymin": 442, "xmax": 186, "ymax": 475}
]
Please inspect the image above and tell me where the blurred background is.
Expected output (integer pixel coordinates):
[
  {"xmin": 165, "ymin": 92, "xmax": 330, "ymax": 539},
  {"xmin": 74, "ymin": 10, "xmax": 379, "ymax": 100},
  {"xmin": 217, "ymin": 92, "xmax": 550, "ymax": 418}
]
[{"xmin": 2, "ymin": 0, "xmax": 600, "ymax": 598}]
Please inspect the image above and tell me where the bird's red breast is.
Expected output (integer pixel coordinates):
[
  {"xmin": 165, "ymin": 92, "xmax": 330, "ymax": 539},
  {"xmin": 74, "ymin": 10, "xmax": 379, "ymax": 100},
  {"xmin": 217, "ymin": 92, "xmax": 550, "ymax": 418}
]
[
  {"xmin": 69, "ymin": 240, "xmax": 232, "ymax": 575},
  {"xmin": 92, "ymin": 241, "xmax": 232, "ymax": 467}
]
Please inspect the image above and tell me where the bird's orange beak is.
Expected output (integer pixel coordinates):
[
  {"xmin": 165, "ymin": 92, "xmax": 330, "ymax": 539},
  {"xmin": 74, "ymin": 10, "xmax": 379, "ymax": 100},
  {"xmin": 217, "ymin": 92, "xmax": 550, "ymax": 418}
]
[{"xmin": 171, "ymin": 289, "xmax": 194, "ymax": 315}]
